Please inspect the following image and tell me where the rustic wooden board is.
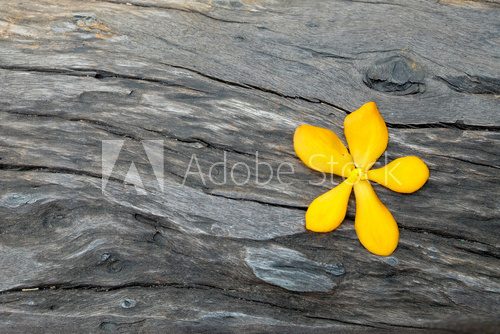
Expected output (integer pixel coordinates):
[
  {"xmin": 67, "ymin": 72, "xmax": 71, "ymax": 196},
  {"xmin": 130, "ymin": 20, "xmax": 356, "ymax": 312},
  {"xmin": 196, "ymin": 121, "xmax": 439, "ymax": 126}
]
[{"xmin": 0, "ymin": 0, "xmax": 499, "ymax": 332}]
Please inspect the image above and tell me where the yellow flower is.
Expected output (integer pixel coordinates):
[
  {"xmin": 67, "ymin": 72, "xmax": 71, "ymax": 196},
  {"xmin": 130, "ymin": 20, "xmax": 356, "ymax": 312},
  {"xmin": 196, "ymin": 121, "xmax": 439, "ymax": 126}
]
[{"xmin": 294, "ymin": 102, "xmax": 429, "ymax": 256}]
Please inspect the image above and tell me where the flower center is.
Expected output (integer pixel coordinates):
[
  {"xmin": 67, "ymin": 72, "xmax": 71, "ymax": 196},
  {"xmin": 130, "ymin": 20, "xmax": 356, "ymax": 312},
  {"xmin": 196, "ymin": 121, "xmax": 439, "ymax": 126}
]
[{"xmin": 346, "ymin": 168, "xmax": 367, "ymax": 185}]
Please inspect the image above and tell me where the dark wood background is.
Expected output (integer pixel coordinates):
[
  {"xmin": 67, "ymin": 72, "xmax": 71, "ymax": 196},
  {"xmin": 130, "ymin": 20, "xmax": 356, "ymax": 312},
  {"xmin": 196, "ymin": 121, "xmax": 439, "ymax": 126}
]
[{"xmin": 0, "ymin": 0, "xmax": 499, "ymax": 332}]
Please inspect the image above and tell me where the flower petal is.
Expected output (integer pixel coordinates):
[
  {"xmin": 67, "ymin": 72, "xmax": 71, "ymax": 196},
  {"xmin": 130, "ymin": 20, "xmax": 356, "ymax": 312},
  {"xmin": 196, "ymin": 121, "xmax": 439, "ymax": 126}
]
[
  {"xmin": 353, "ymin": 180, "xmax": 399, "ymax": 256},
  {"xmin": 294, "ymin": 124, "xmax": 354, "ymax": 177},
  {"xmin": 344, "ymin": 102, "xmax": 388, "ymax": 170},
  {"xmin": 368, "ymin": 156, "xmax": 429, "ymax": 193},
  {"xmin": 306, "ymin": 180, "xmax": 353, "ymax": 232}
]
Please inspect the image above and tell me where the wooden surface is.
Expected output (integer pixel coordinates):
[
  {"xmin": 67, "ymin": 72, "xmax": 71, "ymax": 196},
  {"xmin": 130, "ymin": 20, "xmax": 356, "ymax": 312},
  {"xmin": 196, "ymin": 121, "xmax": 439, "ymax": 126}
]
[{"xmin": 0, "ymin": 0, "xmax": 499, "ymax": 332}]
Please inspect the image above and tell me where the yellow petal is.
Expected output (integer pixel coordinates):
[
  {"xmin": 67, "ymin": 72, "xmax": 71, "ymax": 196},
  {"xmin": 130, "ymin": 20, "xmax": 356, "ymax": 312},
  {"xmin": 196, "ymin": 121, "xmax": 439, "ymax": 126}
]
[
  {"xmin": 368, "ymin": 156, "xmax": 429, "ymax": 193},
  {"xmin": 353, "ymin": 180, "xmax": 399, "ymax": 256},
  {"xmin": 344, "ymin": 102, "xmax": 388, "ymax": 170},
  {"xmin": 306, "ymin": 180, "xmax": 353, "ymax": 232},
  {"xmin": 294, "ymin": 124, "xmax": 354, "ymax": 177}
]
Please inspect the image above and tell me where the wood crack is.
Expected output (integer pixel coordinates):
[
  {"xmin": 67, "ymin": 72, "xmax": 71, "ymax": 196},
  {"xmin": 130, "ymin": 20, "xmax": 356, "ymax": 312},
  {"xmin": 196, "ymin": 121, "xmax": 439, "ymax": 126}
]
[
  {"xmin": 431, "ymin": 153, "xmax": 500, "ymax": 170},
  {"xmin": 345, "ymin": 0, "xmax": 406, "ymax": 7},
  {"xmin": 135, "ymin": 125, "xmax": 258, "ymax": 158},
  {"xmin": 0, "ymin": 163, "xmax": 123, "ymax": 184},
  {"xmin": 400, "ymin": 225, "xmax": 494, "ymax": 247},
  {"xmin": 1, "ymin": 108, "xmax": 145, "ymax": 141},
  {"xmin": 455, "ymin": 246, "xmax": 500, "ymax": 260},
  {"xmin": 0, "ymin": 65, "xmax": 207, "ymax": 93},
  {"xmin": 302, "ymin": 315, "xmax": 384, "ymax": 329},
  {"xmin": 385, "ymin": 121, "xmax": 500, "ymax": 132},
  {"xmin": 0, "ymin": 282, "xmax": 225, "ymax": 295},
  {"xmin": 157, "ymin": 62, "xmax": 353, "ymax": 114},
  {"xmin": 293, "ymin": 45, "xmax": 353, "ymax": 60},
  {"xmin": 1, "ymin": 64, "xmax": 498, "ymax": 131},
  {"xmin": 374, "ymin": 321, "xmax": 457, "ymax": 332},
  {"xmin": 205, "ymin": 191, "xmax": 307, "ymax": 211},
  {"xmin": 436, "ymin": 75, "xmax": 500, "ymax": 95}
]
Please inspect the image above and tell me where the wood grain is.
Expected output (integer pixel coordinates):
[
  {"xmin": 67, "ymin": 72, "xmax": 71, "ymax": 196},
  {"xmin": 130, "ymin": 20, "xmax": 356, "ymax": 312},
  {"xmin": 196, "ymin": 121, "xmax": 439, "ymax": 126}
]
[{"xmin": 0, "ymin": 0, "xmax": 499, "ymax": 332}]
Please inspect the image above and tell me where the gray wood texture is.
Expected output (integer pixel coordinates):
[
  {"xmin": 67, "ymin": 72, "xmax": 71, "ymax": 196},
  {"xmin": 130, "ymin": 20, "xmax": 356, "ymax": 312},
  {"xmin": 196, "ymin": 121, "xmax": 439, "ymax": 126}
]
[{"xmin": 0, "ymin": 0, "xmax": 499, "ymax": 332}]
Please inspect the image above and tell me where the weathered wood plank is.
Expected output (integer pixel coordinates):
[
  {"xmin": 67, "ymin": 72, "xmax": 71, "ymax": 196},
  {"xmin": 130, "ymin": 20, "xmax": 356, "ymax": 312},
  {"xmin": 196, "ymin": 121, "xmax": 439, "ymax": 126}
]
[
  {"xmin": 0, "ymin": 0, "xmax": 499, "ymax": 332},
  {"xmin": 1, "ymin": 0, "xmax": 499, "ymax": 125}
]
